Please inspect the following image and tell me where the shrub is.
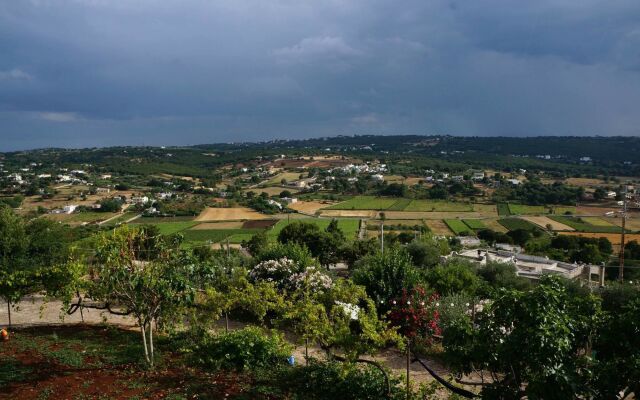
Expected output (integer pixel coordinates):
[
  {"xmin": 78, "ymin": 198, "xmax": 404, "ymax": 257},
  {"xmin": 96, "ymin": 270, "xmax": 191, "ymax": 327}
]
[
  {"xmin": 284, "ymin": 360, "xmax": 406, "ymax": 400},
  {"xmin": 192, "ymin": 327, "xmax": 292, "ymax": 372},
  {"xmin": 249, "ymin": 258, "xmax": 300, "ymax": 289},
  {"xmin": 289, "ymin": 267, "xmax": 333, "ymax": 293}
]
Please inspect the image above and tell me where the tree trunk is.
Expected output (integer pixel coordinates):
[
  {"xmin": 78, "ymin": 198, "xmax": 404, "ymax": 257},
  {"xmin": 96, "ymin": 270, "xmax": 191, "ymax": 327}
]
[
  {"xmin": 305, "ymin": 338, "xmax": 309, "ymax": 365},
  {"xmin": 140, "ymin": 322, "xmax": 150, "ymax": 365},
  {"xmin": 406, "ymin": 338, "xmax": 410, "ymax": 400},
  {"xmin": 7, "ymin": 300, "xmax": 11, "ymax": 327},
  {"xmin": 148, "ymin": 320, "xmax": 154, "ymax": 367},
  {"xmin": 225, "ymin": 312, "xmax": 229, "ymax": 333}
]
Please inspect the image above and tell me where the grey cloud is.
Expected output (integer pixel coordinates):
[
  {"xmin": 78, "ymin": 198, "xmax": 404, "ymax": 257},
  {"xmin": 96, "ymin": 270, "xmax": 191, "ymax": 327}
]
[
  {"xmin": 0, "ymin": 68, "xmax": 32, "ymax": 81},
  {"xmin": 0, "ymin": 0, "xmax": 639, "ymax": 150}
]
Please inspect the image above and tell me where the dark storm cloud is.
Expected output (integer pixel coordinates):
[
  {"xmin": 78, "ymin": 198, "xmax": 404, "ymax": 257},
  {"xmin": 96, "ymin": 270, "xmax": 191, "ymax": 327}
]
[{"xmin": 1, "ymin": 0, "xmax": 639, "ymax": 150}]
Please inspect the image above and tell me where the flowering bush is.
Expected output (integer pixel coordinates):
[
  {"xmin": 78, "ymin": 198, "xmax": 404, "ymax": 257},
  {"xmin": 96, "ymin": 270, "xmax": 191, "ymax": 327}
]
[
  {"xmin": 387, "ymin": 286, "xmax": 441, "ymax": 340},
  {"xmin": 335, "ymin": 300, "xmax": 360, "ymax": 320},
  {"xmin": 289, "ymin": 267, "xmax": 333, "ymax": 293},
  {"xmin": 248, "ymin": 258, "xmax": 299, "ymax": 289}
]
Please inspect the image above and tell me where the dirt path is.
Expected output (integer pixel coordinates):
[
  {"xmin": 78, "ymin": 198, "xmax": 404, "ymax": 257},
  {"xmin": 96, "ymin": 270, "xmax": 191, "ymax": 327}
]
[{"xmin": 1, "ymin": 297, "xmax": 477, "ymax": 397}]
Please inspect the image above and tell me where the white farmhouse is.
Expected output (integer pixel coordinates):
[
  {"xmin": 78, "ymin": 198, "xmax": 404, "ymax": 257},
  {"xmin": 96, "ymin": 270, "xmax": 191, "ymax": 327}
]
[{"xmin": 63, "ymin": 205, "xmax": 78, "ymax": 214}]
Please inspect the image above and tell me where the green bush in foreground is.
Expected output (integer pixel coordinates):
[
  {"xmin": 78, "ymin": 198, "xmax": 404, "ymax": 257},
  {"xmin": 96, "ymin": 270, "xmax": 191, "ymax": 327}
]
[
  {"xmin": 192, "ymin": 327, "xmax": 292, "ymax": 372},
  {"xmin": 278, "ymin": 360, "xmax": 406, "ymax": 400}
]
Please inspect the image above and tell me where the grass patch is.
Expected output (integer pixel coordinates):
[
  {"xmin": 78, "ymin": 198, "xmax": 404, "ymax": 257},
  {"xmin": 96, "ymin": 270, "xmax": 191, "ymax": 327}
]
[
  {"xmin": 269, "ymin": 218, "xmax": 360, "ymax": 240},
  {"xmin": 462, "ymin": 219, "xmax": 486, "ymax": 230},
  {"xmin": 403, "ymin": 200, "xmax": 473, "ymax": 212},
  {"xmin": 148, "ymin": 221, "xmax": 199, "ymax": 235},
  {"xmin": 444, "ymin": 219, "xmax": 474, "ymax": 235},
  {"xmin": 386, "ymin": 198, "xmax": 412, "ymax": 211},
  {"xmin": 551, "ymin": 206, "xmax": 576, "ymax": 215},
  {"xmin": 580, "ymin": 217, "xmax": 615, "ymax": 227},
  {"xmin": 497, "ymin": 203, "xmax": 511, "ymax": 216},
  {"xmin": 67, "ymin": 212, "xmax": 119, "ymax": 223},
  {"xmin": 326, "ymin": 196, "xmax": 399, "ymax": 210},
  {"xmin": 507, "ymin": 204, "xmax": 547, "ymax": 215},
  {"xmin": 103, "ymin": 211, "xmax": 138, "ymax": 226},
  {"xmin": 0, "ymin": 358, "xmax": 33, "ymax": 387},
  {"xmin": 181, "ymin": 229, "xmax": 262, "ymax": 244},
  {"xmin": 549, "ymin": 216, "xmax": 625, "ymax": 233},
  {"xmin": 131, "ymin": 216, "xmax": 196, "ymax": 224},
  {"xmin": 498, "ymin": 218, "xmax": 541, "ymax": 231},
  {"xmin": 12, "ymin": 326, "xmax": 143, "ymax": 369}
]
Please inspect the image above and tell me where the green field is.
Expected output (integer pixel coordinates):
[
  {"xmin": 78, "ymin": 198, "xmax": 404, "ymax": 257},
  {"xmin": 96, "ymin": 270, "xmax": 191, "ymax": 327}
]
[
  {"xmin": 580, "ymin": 217, "xmax": 614, "ymax": 227},
  {"xmin": 326, "ymin": 196, "xmax": 399, "ymax": 210},
  {"xmin": 549, "ymin": 216, "xmax": 624, "ymax": 233},
  {"xmin": 269, "ymin": 218, "xmax": 360, "ymax": 239},
  {"xmin": 102, "ymin": 212, "xmax": 138, "ymax": 226},
  {"xmin": 181, "ymin": 228, "xmax": 262, "ymax": 244},
  {"xmin": 404, "ymin": 200, "xmax": 473, "ymax": 212},
  {"xmin": 65, "ymin": 211, "xmax": 118, "ymax": 223},
  {"xmin": 552, "ymin": 206, "xmax": 576, "ymax": 215},
  {"xmin": 444, "ymin": 219, "xmax": 474, "ymax": 235},
  {"xmin": 130, "ymin": 216, "xmax": 196, "ymax": 224},
  {"xmin": 462, "ymin": 219, "xmax": 486, "ymax": 230},
  {"xmin": 386, "ymin": 198, "xmax": 412, "ymax": 211},
  {"xmin": 152, "ymin": 221, "xmax": 199, "ymax": 235},
  {"xmin": 498, "ymin": 218, "xmax": 541, "ymax": 231},
  {"xmin": 497, "ymin": 203, "xmax": 511, "ymax": 216},
  {"xmin": 326, "ymin": 196, "xmax": 473, "ymax": 212},
  {"xmin": 507, "ymin": 204, "xmax": 547, "ymax": 215}
]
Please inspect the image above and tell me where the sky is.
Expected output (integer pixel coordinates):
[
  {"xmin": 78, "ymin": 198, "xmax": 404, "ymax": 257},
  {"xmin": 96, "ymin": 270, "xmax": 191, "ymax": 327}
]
[{"xmin": 1, "ymin": 0, "xmax": 640, "ymax": 151}]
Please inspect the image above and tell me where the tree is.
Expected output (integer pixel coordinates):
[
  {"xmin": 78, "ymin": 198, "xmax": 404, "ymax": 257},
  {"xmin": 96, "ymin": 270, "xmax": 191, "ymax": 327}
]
[
  {"xmin": 592, "ymin": 298, "xmax": 640, "ymax": 398},
  {"xmin": 243, "ymin": 230, "xmax": 269, "ymax": 255},
  {"xmin": 277, "ymin": 221, "xmax": 343, "ymax": 266},
  {"xmin": 352, "ymin": 246, "xmax": 421, "ymax": 314},
  {"xmin": 341, "ymin": 238, "xmax": 378, "ymax": 269},
  {"xmin": 0, "ymin": 207, "xmax": 74, "ymax": 326},
  {"xmin": 424, "ymin": 259, "xmax": 481, "ymax": 296},
  {"xmin": 406, "ymin": 238, "xmax": 445, "ymax": 269},
  {"xmin": 0, "ymin": 206, "xmax": 29, "ymax": 325},
  {"xmin": 90, "ymin": 226, "xmax": 197, "ymax": 366},
  {"xmin": 476, "ymin": 261, "xmax": 531, "ymax": 293},
  {"xmin": 443, "ymin": 276, "xmax": 600, "ymax": 399}
]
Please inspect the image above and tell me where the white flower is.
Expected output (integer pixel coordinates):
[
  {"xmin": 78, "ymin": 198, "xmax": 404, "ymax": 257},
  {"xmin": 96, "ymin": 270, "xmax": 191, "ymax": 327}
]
[
  {"xmin": 289, "ymin": 267, "xmax": 333, "ymax": 292},
  {"xmin": 335, "ymin": 301, "xmax": 360, "ymax": 320}
]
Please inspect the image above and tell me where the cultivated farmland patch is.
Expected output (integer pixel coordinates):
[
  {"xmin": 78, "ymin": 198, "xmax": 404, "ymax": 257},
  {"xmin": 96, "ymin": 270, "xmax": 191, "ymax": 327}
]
[
  {"xmin": 521, "ymin": 216, "xmax": 574, "ymax": 231},
  {"xmin": 498, "ymin": 218, "xmax": 541, "ymax": 231},
  {"xmin": 195, "ymin": 207, "xmax": 271, "ymax": 221},
  {"xmin": 444, "ymin": 219, "xmax": 474, "ymax": 235}
]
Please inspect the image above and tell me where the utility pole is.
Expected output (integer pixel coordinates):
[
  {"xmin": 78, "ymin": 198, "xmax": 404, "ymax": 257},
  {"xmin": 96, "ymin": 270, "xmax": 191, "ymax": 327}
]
[
  {"xmin": 380, "ymin": 212, "xmax": 386, "ymax": 254},
  {"xmin": 619, "ymin": 185, "xmax": 628, "ymax": 282}
]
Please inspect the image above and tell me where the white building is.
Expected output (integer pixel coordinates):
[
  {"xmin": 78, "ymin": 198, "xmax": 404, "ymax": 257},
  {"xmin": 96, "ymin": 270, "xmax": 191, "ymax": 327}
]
[
  {"xmin": 450, "ymin": 248, "xmax": 586, "ymax": 281},
  {"xmin": 129, "ymin": 196, "xmax": 149, "ymax": 205},
  {"xmin": 281, "ymin": 197, "xmax": 298, "ymax": 204},
  {"xmin": 371, "ymin": 174, "xmax": 384, "ymax": 181},
  {"xmin": 62, "ymin": 205, "xmax": 78, "ymax": 214}
]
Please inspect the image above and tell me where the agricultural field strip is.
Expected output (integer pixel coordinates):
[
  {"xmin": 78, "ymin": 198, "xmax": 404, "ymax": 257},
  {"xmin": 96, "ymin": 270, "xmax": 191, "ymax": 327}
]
[
  {"xmin": 444, "ymin": 219, "xmax": 473, "ymax": 235},
  {"xmin": 326, "ymin": 196, "xmax": 473, "ymax": 212},
  {"xmin": 461, "ymin": 219, "xmax": 486, "ymax": 230},
  {"xmin": 498, "ymin": 218, "xmax": 541, "ymax": 231},
  {"xmin": 521, "ymin": 216, "xmax": 574, "ymax": 231},
  {"xmin": 549, "ymin": 216, "xmax": 626, "ymax": 233}
]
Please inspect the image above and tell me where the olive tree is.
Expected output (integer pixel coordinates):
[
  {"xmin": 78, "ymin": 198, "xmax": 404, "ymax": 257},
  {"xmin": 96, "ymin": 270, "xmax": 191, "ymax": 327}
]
[{"xmin": 91, "ymin": 226, "xmax": 197, "ymax": 366}]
